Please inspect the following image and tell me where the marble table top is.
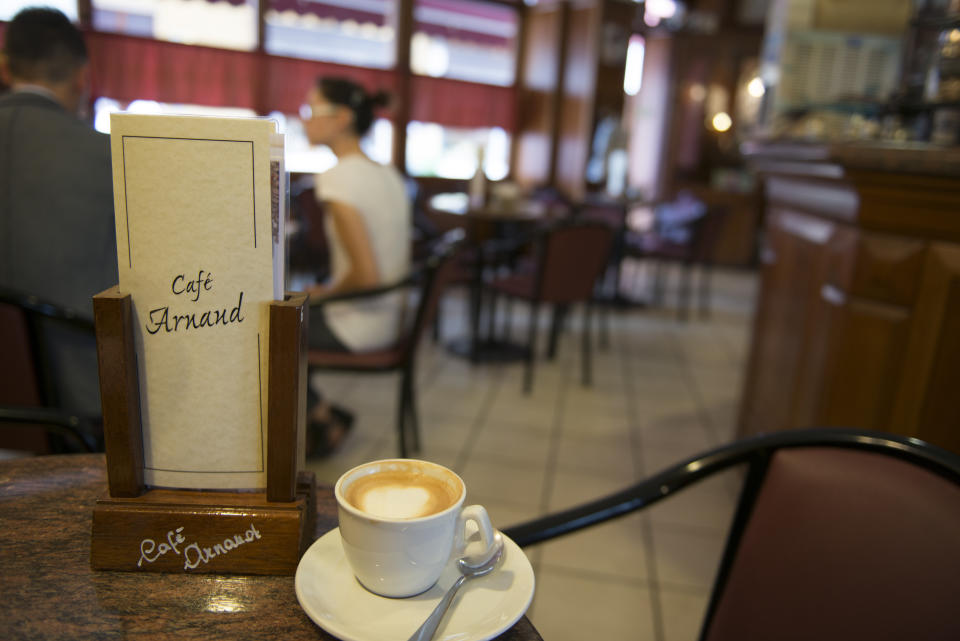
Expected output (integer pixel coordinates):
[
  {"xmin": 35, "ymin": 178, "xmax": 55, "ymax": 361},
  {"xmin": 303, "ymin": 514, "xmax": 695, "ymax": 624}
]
[{"xmin": 0, "ymin": 454, "xmax": 542, "ymax": 641}]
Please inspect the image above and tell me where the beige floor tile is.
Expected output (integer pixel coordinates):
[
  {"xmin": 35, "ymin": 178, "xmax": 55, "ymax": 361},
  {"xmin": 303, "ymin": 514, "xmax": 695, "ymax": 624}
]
[
  {"xmin": 642, "ymin": 470, "xmax": 739, "ymax": 531},
  {"xmin": 673, "ymin": 331, "xmax": 735, "ymax": 367},
  {"xmin": 638, "ymin": 441, "xmax": 715, "ymax": 478},
  {"xmin": 528, "ymin": 568, "xmax": 656, "ymax": 641},
  {"xmin": 537, "ymin": 512, "xmax": 649, "ymax": 581},
  {"xmin": 636, "ymin": 420, "xmax": 712, "ymax": 451},
  {"xmin": 659, "ymin": 587, "xmax": 711, "ymax": 641},
  {"xmin": 554, "ymin": 431, "xmax": 636, "ymax": 478},
  {"xmin": 561, "ymin": 393, "xmax": 630, "ymax": 426},
  {"xmin": 421, "ymin": 388, "xmax": 493, "ymax": 423},
  {"xmin": 651, "ymin": 523, "xmax": 727, "ymax": 590},
  {"xmin": 547, "ymin": 468, "xmax": 637, "ymax": 512},
  {"xmin": 459, "ymin": 458, "xmax": 547, "ymax": 510},
  {"xmin": 349, "ymin": 405, "xmax": 399, "ymax": 442},
  {"xmin": 469, "ymin": 424, "xmax": 553, "ymax": 468},
  {"xmin": 495, "ymin": 371, "xmax": 566, "ymax": 402},
  {"xmin": 467, "ymin": 494, "xmax": 543, "ymax": 531},
  {"xmin": 484, "ymin": 393, "xmax": 559, "ymax": 431},
  {"xmin": 562, "ymin": 383, "xmax": 628, "ymax": 408},
  {"xmin": 416, "ymin": 413, "xmax": 474, "ymax": 450},
  {"xmin": 303, "ymin": 435, "xmax": 383, "ymax": 486},
  {"xmin": 559, "ymin": 411, "xmax": 632, "ymax": 439}
]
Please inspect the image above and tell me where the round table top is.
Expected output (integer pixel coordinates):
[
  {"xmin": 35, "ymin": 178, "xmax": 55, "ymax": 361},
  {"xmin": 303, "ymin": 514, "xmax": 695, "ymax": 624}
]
[
  {"xmin": 0, "ymin": 454, "xmax": 542, "ymax": 641},
  {"xmin": 428, "ymin": 193, "xmax": 556, "ymax": 222}
]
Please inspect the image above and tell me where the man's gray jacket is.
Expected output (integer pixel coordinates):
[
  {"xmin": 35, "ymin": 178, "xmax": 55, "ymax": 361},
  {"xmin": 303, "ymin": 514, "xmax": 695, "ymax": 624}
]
[{"xmin": 0, "ymin": 90, "xmax": 117, "ymax": 415}]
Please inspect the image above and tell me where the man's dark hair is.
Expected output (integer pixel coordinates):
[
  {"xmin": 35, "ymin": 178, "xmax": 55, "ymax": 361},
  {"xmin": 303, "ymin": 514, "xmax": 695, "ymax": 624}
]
[{"xmin": 2, "ymin": 7, "xmax": 88, "ymax": 84}]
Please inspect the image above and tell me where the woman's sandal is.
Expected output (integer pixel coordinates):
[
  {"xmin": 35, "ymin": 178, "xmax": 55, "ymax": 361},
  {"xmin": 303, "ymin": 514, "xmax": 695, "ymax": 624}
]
[{"xmin": 306, "ymin": 404, "xmax": 356, "ymax": 458}]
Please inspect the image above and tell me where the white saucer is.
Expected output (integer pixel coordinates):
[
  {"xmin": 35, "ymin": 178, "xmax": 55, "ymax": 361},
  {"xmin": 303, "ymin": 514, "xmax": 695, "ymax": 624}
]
[{"xmin": 295, "ymin": 528, "xmax": 535, "ymax": 641}]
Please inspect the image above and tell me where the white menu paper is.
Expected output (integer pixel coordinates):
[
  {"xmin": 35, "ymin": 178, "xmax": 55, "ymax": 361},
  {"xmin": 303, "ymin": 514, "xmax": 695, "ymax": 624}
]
[{"xmin": 110, "ymin": 113, "xmax": 281, "ymax": 490}]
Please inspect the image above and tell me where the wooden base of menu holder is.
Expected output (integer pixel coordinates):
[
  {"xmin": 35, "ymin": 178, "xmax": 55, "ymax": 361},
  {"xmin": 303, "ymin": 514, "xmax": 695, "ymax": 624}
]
[{"xmin": 89, "ymin": 287, "xmax": 315, "ymax": 575}]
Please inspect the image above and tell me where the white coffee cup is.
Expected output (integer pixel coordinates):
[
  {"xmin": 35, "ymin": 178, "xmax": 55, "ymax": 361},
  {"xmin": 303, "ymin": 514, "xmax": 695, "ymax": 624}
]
[{"xmin": 335, "ymin": 458, "xmax": 496, "ymax": 598}]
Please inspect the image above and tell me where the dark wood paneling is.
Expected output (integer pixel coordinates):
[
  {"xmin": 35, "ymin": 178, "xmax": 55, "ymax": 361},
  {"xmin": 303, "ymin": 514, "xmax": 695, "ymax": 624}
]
[
  {"xmin": 851, "ymin": 233, "xmax": 925, "ymax": 306},
  {"xmin": 739, "ymin": 209, "xmax": 840, "ymax": 434},
  {"xmin": 892, "ymin": 243, "xmax": 960, "ymax": 451},
  {"xmin": 514, "ymin": 4, "xmax": 563, "ymax": 188},
  {"xmin": 816, "ymin": 298, "xmax": 911, "ymax": 429},
  {"xmin": 554, "ymin": 1, "xmax": 601, "ymax": 200},
  {"xmin": 849, "ymin": 170, "xmax": 960, "ymax": 243}
]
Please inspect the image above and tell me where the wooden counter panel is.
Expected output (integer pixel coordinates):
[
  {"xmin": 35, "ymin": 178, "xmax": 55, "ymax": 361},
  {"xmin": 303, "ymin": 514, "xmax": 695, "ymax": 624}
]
[
  {"xmin": 741, "ymin": 143, "xmax": 960, "ymax": 452},
  {"xmin": 892, "ymin": 243, "xmax": 960, "ymax": 452},
  {"xmin": 851, "ymin": 233, "xmax": 925, "ymax": 307},
  {"xmin": 816, "ymin": 298, "xmax": 911, "ymax": 430}
]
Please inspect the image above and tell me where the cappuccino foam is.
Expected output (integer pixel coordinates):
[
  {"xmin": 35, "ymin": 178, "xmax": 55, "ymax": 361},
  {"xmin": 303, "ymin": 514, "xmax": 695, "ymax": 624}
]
[{"xmin": 345, "ymin": 469, "xmax": 459, "ymax": 519}]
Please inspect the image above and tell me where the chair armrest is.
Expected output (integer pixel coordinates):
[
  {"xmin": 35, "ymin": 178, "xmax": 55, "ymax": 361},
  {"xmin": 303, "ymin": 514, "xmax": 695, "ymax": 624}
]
[
  {"xmin": 305, "ymin": 274, "xmax": 417, "ymax": 306},
  {"xmin": 0, "ymin": 406, "xmax": 99, "ymax": 453},
  {"xmin": 0, "ymin": 287, "xmax": 95, "ymax": 332},
  {"xmin": 478, "ymin": 229, "xmax": 539, "ymax": 264}
]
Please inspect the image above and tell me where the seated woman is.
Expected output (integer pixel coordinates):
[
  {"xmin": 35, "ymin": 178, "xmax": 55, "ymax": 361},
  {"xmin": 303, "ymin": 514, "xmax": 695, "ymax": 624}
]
[{"xmin": 302, "ymin": 76, "xmax": 411, "ymax": 455}]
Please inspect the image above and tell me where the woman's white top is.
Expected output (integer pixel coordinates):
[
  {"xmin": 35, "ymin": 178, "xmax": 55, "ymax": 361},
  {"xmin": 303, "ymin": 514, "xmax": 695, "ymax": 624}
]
[{"xmin": 315, "ymin": 155, "xmax": 411, "ymax": 352}]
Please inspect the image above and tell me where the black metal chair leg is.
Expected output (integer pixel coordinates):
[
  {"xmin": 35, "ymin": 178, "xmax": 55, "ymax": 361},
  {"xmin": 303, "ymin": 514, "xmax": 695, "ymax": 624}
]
[
  {"xmin": 486, "ymin": 290, "xmax": 498, "ymax": 342},
  {"xmin": 396, "ymin": 375, "xmax": 409, "ymax": 458},
  {"xmin": 652, "ymin": 260, "xmax": 665, "ymax": 305},
  {"xmin": 405, "ymin": 371, "xmax": 421, "ymax": 454},
  {"xmin": 677, "ymin": 262, "xmax": 692, "ymax": 321},
  {"xmin": 547, "ymin": 305, "xmax": 566, "ymax": 360},
  {"xmin": 524, "ymin": 301, "xmax": 540, "ymax": 395},
  {"xmin": 582, "ymin": 302, "xmax": 593, "ymax": 387},
  {"xmin": 699, "ymin": 263, "xmax": 713, "ymax": 319},
  {"xmin": 598, "ymin": 298, "xmax": 610, "ymax": 351},
  {"xmin": 432, "ymin": 302, "xmax": 442, "ymax": 343},
  {"xmin": 502, "ymin": 297, "xmax": 513, "ymax": 341}
]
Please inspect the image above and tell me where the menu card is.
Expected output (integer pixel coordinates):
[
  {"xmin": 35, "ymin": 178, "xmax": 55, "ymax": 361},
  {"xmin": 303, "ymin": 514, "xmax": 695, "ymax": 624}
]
[{"xmin": 110, "ymin": 114, "xmax": 284, "ymax": 490}]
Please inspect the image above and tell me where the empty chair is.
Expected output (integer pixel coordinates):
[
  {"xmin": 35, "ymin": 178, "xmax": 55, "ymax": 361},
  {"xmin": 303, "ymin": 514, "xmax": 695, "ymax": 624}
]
[
  {"xmin": 487, "ymin": 220, "xmax": 615, "ymax": 393},
  {"xmin": 625, "ymin": 198, "xmax": 727, "ymax": 320},
  {"xmin": 0, "ymin": 406, "xmax": 98, "ymax": 455},
  {"xmin": 0, "ymin": 288, "xmax": 101, "ymax": 454},
  {"xmin": 307, "ymin": 230, "xmax": 464, "ymax": 457},
  {"xmin": 503, "ymin": 428, "xmax": 960, "ymax": 641}
]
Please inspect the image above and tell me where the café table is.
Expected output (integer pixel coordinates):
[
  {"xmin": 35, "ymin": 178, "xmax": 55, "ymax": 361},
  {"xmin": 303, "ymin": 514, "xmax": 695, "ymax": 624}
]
[
  {"xmin": 427, "ymin": 193, "xmax": 560, "ymax": 364},
  {"xmin": 0, "ymin": 454, "xmax": 544, "ymax": 641}
]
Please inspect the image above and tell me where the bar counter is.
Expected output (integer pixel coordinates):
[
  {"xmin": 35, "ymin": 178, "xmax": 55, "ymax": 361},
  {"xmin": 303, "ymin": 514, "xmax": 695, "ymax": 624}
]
[
  {"xmin": 0, "ymin": 454, "xmax": 543, "ymax": 641},
  {"xmin": 739, "ymin": 141, "xmax": 960, "ymax": 453}
]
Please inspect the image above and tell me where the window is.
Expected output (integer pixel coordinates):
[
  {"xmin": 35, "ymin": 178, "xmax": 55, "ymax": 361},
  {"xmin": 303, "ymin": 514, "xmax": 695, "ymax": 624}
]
[
  {"xmin": 277, "ymin": 113, "xmax": 393, "ymax": 174},
  {"xmin": 92, "ymin": 97, "xmax": 392, "ymax": 175},
  {"xmin": 2, "ymin": 0, "xmax": 78, "ymax": 21},
  {"xmin": 406, "ymin": 121, "xmax": 509, "ymax": 180},
  {"xmin": 93, "ymin": 97, "xmax": 258, "ymax": 134},
  {"xmin": 411, "ymin": 0, "xmax": 518, "ymax": 86},
  {"xmin": 265, "ymin": 0, "xmax": 396, "ymax": 68},
  {"xmin": 91, "ymin": 0, "xmax": 258, "ymax": 51},
  {"xmin": 623, "ymin": 35, "xmax": 645, "ymax": 96}
]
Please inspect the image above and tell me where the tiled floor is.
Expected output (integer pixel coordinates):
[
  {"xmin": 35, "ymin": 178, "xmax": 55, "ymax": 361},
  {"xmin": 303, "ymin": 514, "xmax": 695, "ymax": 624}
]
[{"xmin": 305, "ymin": 264, "xmax": 757, "ymax": 641}]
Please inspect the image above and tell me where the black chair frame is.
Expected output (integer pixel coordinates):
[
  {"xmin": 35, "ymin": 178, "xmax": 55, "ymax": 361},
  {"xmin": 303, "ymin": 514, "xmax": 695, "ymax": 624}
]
[
  {"xmin": 0, "ymin": 287, "xmax": 97, "ymax": 409},
  {"xmin": 502, "ymin": 428, "xmax": 960, "ymax": 639},
  {"xmin": 484, "ymin": 219, "xmax": 615, "ymax": 393},
  {"xmin": 307, "ymin": 230, "xmax": 464, "ymax": 457},
  {"xmin": 0, "ymin": 406, "xmax": 98, "ymax": 453}
]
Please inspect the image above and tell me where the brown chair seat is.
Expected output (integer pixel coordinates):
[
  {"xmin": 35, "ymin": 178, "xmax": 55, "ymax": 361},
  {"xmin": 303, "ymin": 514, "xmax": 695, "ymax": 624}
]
[
  {"xmin": 307, "ymin": 344, "xmax": 407, "ymax": 370},
  {"xmin": 487, "ymin": 272, "xmax": 535, "ymax": 299},
  {"xmin": 503, "ymin": 428, "xmax": 960, "ymax": 641}
]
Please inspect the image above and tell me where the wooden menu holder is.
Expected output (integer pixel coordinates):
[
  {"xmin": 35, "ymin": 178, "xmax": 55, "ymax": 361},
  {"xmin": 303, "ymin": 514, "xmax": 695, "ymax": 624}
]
[{"xmin": 89, "ymin": 287, "xmax": 315, "ymax": 575}]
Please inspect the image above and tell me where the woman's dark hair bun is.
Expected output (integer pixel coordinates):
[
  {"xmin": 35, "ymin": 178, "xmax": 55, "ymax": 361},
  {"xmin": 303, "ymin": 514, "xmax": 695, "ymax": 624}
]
[
  {"xmin": 368, "ymin": 90, "xmax": 391, "ymax": 110},
  {"xmin": 316, "ymin": 76, "xmax": 391, "ymax": 137}
]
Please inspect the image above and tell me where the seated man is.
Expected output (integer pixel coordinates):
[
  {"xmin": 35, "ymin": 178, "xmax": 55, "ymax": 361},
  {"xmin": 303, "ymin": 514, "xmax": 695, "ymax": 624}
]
[{"xmin": 0, "ymin": 8, "xmax": 117, "ymax": 418}]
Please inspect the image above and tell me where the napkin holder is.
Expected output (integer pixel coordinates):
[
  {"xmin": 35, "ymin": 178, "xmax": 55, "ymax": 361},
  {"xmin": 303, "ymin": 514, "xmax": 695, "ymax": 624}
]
[{"xmin": 89, "ymin": 287, "xmax": 315, "ymax": 575}]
